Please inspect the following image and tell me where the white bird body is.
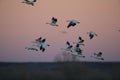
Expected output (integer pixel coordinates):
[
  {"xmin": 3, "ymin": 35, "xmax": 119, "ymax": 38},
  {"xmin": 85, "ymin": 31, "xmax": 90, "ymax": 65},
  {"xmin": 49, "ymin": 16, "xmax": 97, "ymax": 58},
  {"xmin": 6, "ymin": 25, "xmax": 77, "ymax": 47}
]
[
  {"xmin": 40, "ymin": 42, "xmax": 50, "ymax": 52},
  {"xmin": 41, "ymin": 42, "xmax": 49, "ymax": 49}
]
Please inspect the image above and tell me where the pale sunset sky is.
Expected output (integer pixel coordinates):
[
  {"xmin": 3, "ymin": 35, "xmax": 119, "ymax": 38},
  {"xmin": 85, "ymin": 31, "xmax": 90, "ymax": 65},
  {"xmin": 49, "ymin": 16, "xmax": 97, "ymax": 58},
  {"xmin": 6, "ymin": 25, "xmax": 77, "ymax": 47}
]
[{"xmin": 0, "ymin": 0, "xmax": 120, "ymax": 62}]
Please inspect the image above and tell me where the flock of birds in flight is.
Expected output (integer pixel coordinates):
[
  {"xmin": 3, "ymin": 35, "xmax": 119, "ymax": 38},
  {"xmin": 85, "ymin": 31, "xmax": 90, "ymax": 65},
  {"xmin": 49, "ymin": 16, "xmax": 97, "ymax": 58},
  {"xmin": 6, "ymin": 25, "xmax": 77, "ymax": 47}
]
[{"xmin": 23, "ymin": 0, "xmax": 119, "ymax": 61}]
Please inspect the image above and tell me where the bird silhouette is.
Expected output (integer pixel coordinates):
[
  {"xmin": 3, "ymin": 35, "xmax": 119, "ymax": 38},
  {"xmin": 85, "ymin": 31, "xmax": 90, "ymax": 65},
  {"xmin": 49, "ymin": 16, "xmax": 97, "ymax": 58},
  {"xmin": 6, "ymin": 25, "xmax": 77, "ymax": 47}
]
[
  {"xmin": 73, "ymin": 36, "xmax": 85, "ymax": 45},
  {"xmin": 46, "ymin": 17, "xmax": 58, "ymax": 26},
  {"xmin": 87, "ymin": 31, "xmax": 97, "ymax": 39},
  {"xmin": 66, "ymin": 19, "xmax": 80, "ymax": 28},
  {"xmin": 40, "ymin": 39, "xmax": 50, "ymax": 52},
  {"xmin": 91, "ymin": 52, "xmax": 104, "ymax": 60},
  {"xmin": 22, "ymin": 0, "xmax": 36, "ymax": 6},
  {"xmin": 72, "ymin": 44, "xmax": 85, "ymax": 58}
]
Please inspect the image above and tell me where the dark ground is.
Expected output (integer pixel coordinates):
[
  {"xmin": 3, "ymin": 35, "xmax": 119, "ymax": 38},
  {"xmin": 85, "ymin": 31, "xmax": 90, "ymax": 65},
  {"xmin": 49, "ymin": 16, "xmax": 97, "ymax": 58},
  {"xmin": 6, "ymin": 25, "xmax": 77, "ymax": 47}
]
[{"xmin": 0, "ymin": 62, "xmax": 120, "ymax": 80}]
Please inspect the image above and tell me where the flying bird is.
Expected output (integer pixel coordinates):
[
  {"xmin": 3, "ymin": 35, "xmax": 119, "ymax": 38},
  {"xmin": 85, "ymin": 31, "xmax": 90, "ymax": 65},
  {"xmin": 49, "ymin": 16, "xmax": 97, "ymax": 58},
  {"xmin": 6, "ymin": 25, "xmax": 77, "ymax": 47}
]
[
  {"xmin": 26, "ymin": 37, "xmax": 50, "ymax": 52},
  {"xmin": 91, "ymin": 52, "xmax": 104, "ymax": 60},
  {"xmin": 65, "ymin": 41, "xmax": 73, "ymax": 52},
  {"xmin": 61, "ymin": 41, "xmax": 73, "ymax": 52},
  {"xmin": 46, "ymin": 17, "xmax": 58, "ymax": 26},
  {"xmin": 32, "ymin": 37, "xmax": 43, "ymax": 47},
  {"xmin": 22, "ymin": 0, "xmax": 36, "ymax": 6},
  {"xmin": 66, "ymin": 19, "xmax": 80, "ymax": 28},
  {"xmin": 87, "ymin": 31, "xmax": 97, "ymax": 39},
  {"xmin": 73, "ymin": 44, "xmax": 82, "ymax": 54},
  {"xmin": 72, "ymin": 44, "xmax": 85, "ymax": 58},
  {"xmin": 40, "ymin": 39, "xmax": 50, "ymax": 52},
  {"xmin": 73, "ymin": 36, "xmax": 85, "ymax": 45},
  {"xmin": 31, "ymin": 37, "xmax": 50, "ymax": 52},
  {"xmin": 26, "ymin": 37, "xmax": 42, "ymax": 52}
]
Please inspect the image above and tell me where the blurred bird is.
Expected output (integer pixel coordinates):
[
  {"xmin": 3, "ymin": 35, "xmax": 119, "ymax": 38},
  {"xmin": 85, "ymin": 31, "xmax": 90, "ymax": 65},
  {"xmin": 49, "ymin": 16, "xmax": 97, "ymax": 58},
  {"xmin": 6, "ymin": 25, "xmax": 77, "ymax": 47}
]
[
  {"xmin": 73, "ymin": 36, "xmax": 85, "ymax": 45},
  {"xmin": 31, "ymin": 37, "xmax": 50, "ymax": 52},
  {"xmin": 91, "ymin": 52, "xmax": 104, "ymax": 60},
  {"xmin": 32, "ymin": 37, "xmax": 43, "ymax": 47},
  {"xmin": 72, "ymin": 44, "xmax": 85, "ymax": 58},
  {"xmin": 40, "ymin": 39, "xmax": 50, "ymax": 52},
  {"xmin": 61, "ymin": 41, "xmax": 73, "ymax": 52},
  {"xmin": 73, "ymin": 44, "xmax": 82, "ymax": 54},
  {"xmin": 65, "ymin": 41, "xmax": 73, "ymax": 52},
  {"xmin": 87, "ymin": 31, "xmax": 97, "ymax": 39},
  {"xmin": 22, "ymin": 0, "xmax": 36, "ymax": 6},
  {"xmin": 46, "ymin": 17, "xmax": 58, "ymax": 26},
  {"xmin": 66, "ymin": 19, "xmax": 80, "ymax": 28}
]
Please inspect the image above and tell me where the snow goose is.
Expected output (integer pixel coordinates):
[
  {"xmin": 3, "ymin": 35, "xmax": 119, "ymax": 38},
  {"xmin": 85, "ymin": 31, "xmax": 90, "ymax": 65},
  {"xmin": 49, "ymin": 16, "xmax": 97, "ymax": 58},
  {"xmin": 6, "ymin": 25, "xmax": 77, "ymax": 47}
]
[{"xmin": 66, "ymin": 19, "xmax": 80, "ymax": 28}]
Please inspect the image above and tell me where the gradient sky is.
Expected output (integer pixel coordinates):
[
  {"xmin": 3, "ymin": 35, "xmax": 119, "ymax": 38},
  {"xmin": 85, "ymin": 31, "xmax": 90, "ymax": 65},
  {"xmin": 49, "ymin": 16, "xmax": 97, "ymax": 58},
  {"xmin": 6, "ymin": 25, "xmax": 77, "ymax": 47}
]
[{"xmin": 0, "ymin": 0, "xmax": 120, "ymax": 62}]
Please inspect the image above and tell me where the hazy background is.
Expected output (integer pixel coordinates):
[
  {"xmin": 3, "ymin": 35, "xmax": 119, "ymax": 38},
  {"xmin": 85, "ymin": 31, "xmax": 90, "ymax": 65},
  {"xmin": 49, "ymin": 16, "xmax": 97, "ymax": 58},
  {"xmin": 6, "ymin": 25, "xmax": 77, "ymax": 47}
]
[{"xmin": 0, "ymin": 0, "xmax": 120, "ymax": 62}]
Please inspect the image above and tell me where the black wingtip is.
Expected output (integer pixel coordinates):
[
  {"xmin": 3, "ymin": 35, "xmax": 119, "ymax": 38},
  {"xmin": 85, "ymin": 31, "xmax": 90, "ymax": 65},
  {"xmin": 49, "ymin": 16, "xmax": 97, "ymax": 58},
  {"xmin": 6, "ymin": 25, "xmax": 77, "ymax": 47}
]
[{"xmin": 76, "ymin": 44, "xmax": 79, "ymax": 47}]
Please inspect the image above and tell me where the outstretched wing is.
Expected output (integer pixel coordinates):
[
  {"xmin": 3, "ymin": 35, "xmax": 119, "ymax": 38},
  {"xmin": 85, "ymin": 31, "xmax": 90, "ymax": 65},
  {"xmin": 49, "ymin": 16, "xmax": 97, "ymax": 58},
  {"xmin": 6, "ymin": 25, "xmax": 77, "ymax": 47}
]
[
  {"xmin": 78, "ymin": 36, "xmax": 84, "ymax": 43},
  {"xmin": 25, "ymin": 47, "xmax": 38, "ymax": 51},
  {"xmin": 66, "ymin": 41, "xmax": 70, "ymax": 48}
]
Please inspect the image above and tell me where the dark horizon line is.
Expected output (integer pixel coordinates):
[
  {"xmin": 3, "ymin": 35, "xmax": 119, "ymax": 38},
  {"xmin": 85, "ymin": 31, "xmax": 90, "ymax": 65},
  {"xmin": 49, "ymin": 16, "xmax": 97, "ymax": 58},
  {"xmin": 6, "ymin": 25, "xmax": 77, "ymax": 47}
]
[{"xmin": 0, "ymin": 61, "xmax": 120, "ymax": 63}]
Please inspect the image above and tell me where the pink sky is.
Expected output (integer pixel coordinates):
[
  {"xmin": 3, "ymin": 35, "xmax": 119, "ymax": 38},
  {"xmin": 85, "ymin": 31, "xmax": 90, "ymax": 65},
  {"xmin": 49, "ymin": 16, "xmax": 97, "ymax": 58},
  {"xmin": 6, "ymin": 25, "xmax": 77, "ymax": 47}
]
[{"xmin": 0, "ymin": 0, "xmax": 120, "ymax": 62}]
